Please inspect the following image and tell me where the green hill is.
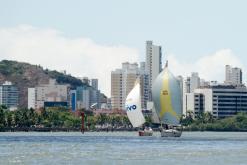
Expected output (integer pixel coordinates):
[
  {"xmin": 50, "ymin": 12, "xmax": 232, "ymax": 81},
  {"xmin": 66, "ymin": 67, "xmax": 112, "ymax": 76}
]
[{"xmin": 0, "ymin": 60, "xmax": 87, "ymax": 108}]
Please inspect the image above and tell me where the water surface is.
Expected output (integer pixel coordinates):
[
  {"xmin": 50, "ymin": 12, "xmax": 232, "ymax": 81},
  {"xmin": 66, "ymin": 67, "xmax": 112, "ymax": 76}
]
[{"xmin": 0, "ymin": 132, "xmax": 246, "ymax": 165}]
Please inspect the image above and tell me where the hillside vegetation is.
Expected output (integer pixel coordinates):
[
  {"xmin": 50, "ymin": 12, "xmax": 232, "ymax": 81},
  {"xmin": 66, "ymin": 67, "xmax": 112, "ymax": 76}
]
[{"xmin": 0, "ymin": 60, "xmax": 87, "ymax": 107}]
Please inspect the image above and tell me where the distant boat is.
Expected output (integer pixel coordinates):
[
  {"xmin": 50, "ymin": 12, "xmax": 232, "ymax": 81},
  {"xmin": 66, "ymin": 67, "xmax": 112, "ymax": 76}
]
[
  {"xmin": 125, "ymin": 78, "xmax": 153, "ymax": 136},
  {"xmin": 152, "ymin": 61, "xmax": 183, "ymax": 137}
]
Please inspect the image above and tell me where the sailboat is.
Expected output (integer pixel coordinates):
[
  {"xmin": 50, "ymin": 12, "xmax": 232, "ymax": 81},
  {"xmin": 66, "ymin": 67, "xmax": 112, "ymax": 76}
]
[
  {"xmin": 152, "ymin": 61, "xmax": 183, "ymax": 137},
  {"xmin": 125, "ymin": 78, "xmax": 153, "ymax": 136}
]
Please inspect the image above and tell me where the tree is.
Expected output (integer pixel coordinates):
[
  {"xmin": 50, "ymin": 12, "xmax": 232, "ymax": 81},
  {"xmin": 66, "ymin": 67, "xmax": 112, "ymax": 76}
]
[
  {"xmin": 181, "ymin": 110, "xmax": 194, "ymax": 126},
  {"xmin": 144, "ymin": 116, "xmax": 152, "ymax": 127},
  {"xmin": 122, "ymin": 116, "xmax": 131, "ymax": 128},
  {"xmin": 0, "ymin": 107, "xmax": 5, "ymax": 128}
]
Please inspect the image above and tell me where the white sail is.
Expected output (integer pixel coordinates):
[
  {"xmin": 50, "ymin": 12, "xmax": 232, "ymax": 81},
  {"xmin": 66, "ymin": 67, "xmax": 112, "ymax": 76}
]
[{"xmin": 125, "ymin": 81, "xmax": 146, "ymax": 128}]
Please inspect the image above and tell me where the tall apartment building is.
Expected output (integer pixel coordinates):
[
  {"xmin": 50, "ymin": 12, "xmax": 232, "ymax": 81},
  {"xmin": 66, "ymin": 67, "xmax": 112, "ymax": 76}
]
[
  {"xmin": 70, "ymin": 90, "xmax": 77, "ymax": 111},
  {"xmin": 0, "ymin": 81, "xmax": 18, "ymax": 110},
  {"xmin": 76, "ymin": 86, "xmax": 90, "ymax": 110},
  {"xmin": 183, "ymin": 72, "xmax": 200, "ymax": 114},
  {"xmin": 177, "ymin": 76, "xmax": 184, "ymax": 97},
  {"xmin": 145, "ymin": 41, "xmax": 162, "ymax": 98},
  {"xmin": 91, "ymin": 79, "xmax": 98, "ymax": 90},
  {"xmin": 139, "ymin": 62, "xmax": 150, "ymax": 109},
  {"xmin": 28, "ymin": 88, "xmax": 35, "ymax": 109},
  {"xmin": 29, "ymin": 79, "xmax": 70, "ymax": 109},
  {"xmin": 190, "ymin": 72, "xmax": 200, "ymax": 92},
  {"xmin": 76, "ymin": 85, "xmax": 101, "ymax": 110},
  {"xmin": 225, "ymin": 65, "xmax": 242, "ymax": 85},
  {"xmin": 111, "ymin": 62, "xmax": 149, "ymax": 110}
]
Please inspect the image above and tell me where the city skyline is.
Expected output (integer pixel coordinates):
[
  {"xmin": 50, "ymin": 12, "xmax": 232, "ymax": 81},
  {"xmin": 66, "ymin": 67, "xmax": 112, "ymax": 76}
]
[
  {"xmin": 1, "ymin": 1, "xmax": 247, "ymax": 164},
  {"xmin": 1, "ymin": 0, "xmax": 247, "ymax": 96}
]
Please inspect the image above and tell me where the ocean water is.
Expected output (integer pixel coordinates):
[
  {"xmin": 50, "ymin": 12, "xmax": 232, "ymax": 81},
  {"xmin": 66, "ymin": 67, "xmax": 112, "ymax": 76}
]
[{"xmin": 0, "ymin": 132, "xmax": 247, "ymax": 165}]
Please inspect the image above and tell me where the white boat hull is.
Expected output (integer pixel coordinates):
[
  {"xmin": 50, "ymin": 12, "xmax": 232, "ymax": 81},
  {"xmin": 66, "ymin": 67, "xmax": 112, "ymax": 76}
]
[
  {"xmin": 160, "ymin": 129, "xmax": 182, "ymax": 137},
  {"xmin": 138, "ymin": 130, "xmax": 153, "ymax": 136}
]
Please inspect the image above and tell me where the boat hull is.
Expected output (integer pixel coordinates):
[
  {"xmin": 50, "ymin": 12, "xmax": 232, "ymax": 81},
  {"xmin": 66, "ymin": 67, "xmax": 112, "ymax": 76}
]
[
  {"xmin": 138, "ymin": 130, "xmax": 153, "ymax": 136},
  {"xmin": 160, "ymin": 129, "xmax": 182, "ymax": 137}
]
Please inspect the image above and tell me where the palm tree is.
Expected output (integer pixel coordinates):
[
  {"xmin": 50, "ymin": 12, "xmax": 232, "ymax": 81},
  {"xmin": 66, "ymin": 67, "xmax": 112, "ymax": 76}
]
[
  {"xmin": 122, "ymin": 116, "xmax": 131, "ymax": 128},
  {"xmin": 96, "ymin": 114, "xmax": 107, "ymax": 127}
]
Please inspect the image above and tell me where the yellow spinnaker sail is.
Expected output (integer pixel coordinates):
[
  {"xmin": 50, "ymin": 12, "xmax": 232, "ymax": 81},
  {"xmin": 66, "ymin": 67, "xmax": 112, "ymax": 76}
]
[{"xmin": 152, "ymin": 65, "xmax": 182, "ymax": 125}]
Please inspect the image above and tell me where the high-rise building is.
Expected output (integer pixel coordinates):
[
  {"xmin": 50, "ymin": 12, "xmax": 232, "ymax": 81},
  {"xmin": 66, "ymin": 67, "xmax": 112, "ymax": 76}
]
[
  {"xmin": 111, "ymin": 62, "xmax": 139, "ymax": 110},
  {"xmin": 76, "ymin": 86, "xmax": 90, "ymax": 110},
  {"xmin": 183, "ymin": 72, "xmax": 200, "ymax": 115},
  {"xmin": 177, "ymin": 76, "xmax": 184, "ymax": 96},
  {"xmin": 111, "ymin": 69, "xmax": 122, "ymax": 110},
  {"xmin": 225, "ymin": 65, "xmax": 242, "ymax": 85},
  {"xmin": 70, "ymin": 90, "xmax": 77, "ymax": 111},
  {"xmin": 190, "ymin": 72, "xmax": 200, "ymax": 92},
  {"xmin": 139, "ymin": 62, "xmax": 150, "ymax": 109},
  {"xmin": 183, "ymin": 72, "xmax": 200, "ymax": 94},
  {"xmin": 91, "ymin": 89, "xmax": 100, "ymax": 108},
  {"xmin": 28, "ymin": 88, "xmax": 35, "ymax": 109},
  {"xmin": 76, "ymin": 85, "xmax": 101, "ymax": 110},
  {"xmin": 145, "ymin": 41, "xmax": 162, "ymax": 96},
  {"xmin": 91, "ymin": 79, "xmax": 98, "ymax": 90},
  {"xmin": 0, "ymin": 81, "xmax": 18, "ymax": 110},
  {"xmin": 111, "ymin": 62, "xmax": 149, "ymax": 110}
]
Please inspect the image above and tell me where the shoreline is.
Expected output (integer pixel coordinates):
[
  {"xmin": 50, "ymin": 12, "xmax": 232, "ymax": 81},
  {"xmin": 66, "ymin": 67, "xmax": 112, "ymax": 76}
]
[{"xmin": 1, "ymin": 127, "xmax": 247, "ymax": 132}]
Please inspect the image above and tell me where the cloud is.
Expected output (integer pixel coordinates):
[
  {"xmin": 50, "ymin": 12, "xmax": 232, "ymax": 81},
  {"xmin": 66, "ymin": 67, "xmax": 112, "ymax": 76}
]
[
  {"xmin": 0, "ymin": 25, "xmax": 139, "ymax": 97},
  {"xmin": 167, "ymin": 49, "xmax": 245, "ymax": 83},
  {"xmin": 0, "ymin": 25, "xmax": 245, "ymax": 98}
]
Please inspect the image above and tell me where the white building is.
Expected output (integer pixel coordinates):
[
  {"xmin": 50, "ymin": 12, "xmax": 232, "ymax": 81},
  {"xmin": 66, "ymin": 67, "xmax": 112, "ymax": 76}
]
[
  {"xmin": 200, "ymin": 79, "xmax": 210, "ymax": 87},
  {"xmin": 35, "ymin": 79, "xmax": 70, "ymax": 109},
  {"xmin": 145, "ymin": 40, "xmax": 162, "ymax": 99},
  {"xmin": 28, "ymin": 88, "xmax": 35, "ymax": 109},
  {"xmin": 184, "ymin": 89, "xmax": 210, "ymax": 116},
  {"xmin": 190, "ymin": 72, "xmax": 200, "ymax": 92},
  {"xmin": 177, "ymin": 75, "xmax": 184, "ymax": 98},
  {"xmin": 184, "ymin": 85, "xmax": 247, "ymax": 118},
  {"xmin": 225, "ymin": 65, "xmax": 242, "ymax": 85},
  {"xmin": 82, "ymin": 88, "xmax": 90, "ymax": 109},
  {"xmin": 183, "ymin": 72, "xmax": 200, "ymax": 114}
]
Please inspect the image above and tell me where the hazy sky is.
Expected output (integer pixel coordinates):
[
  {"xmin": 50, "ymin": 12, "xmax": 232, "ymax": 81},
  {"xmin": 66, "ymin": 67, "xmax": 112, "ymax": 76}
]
[{"xmin": 0, "ymin": 0, "xmax": 247, "ymax": 96}]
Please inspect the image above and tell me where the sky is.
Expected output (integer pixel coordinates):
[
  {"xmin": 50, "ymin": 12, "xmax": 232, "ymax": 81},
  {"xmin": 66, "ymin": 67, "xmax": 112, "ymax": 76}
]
[{"xmin": 0, "ymin": 0, "xmax": 247, "ymax": 97}]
